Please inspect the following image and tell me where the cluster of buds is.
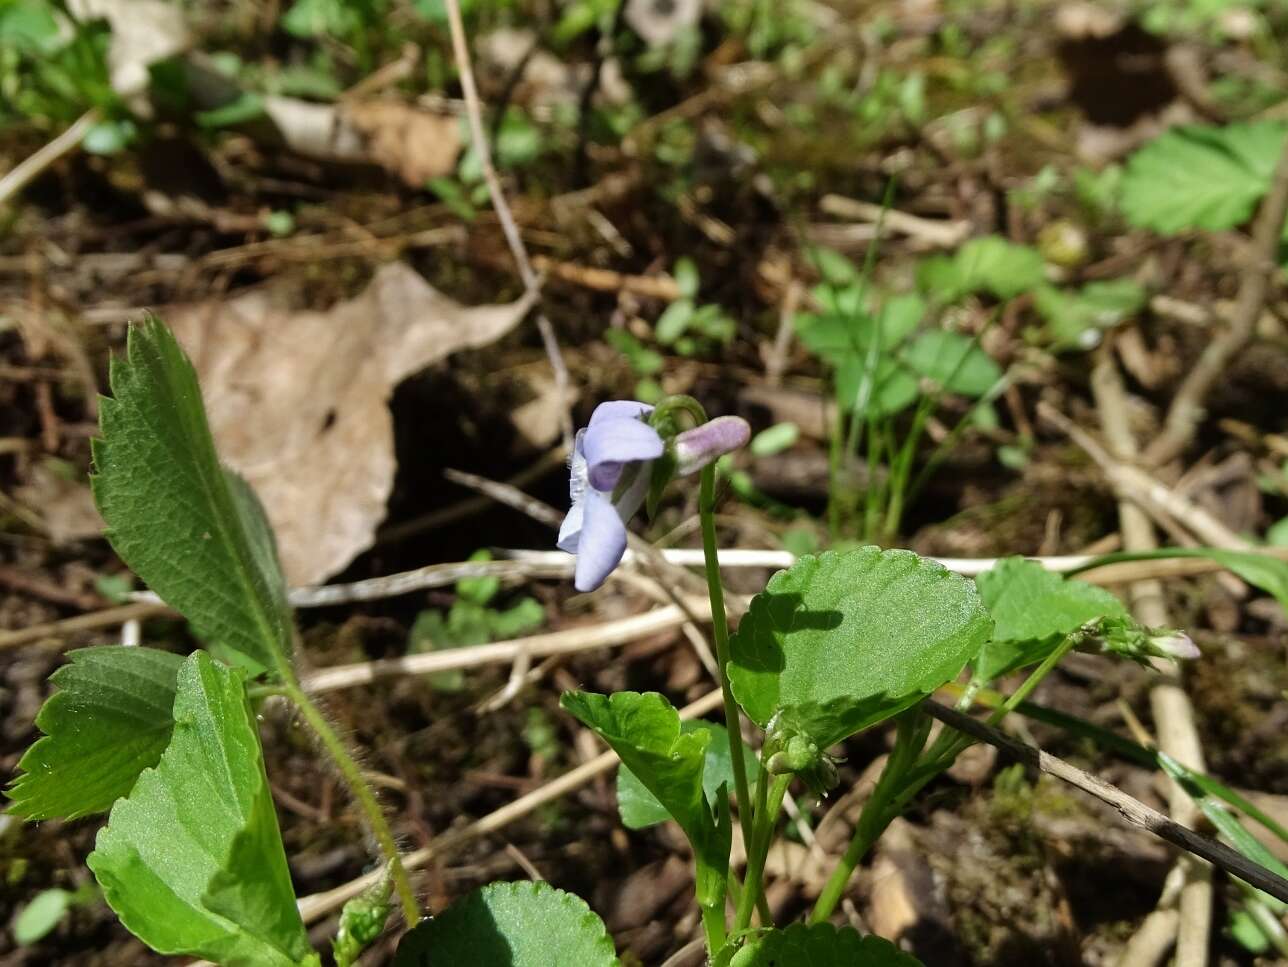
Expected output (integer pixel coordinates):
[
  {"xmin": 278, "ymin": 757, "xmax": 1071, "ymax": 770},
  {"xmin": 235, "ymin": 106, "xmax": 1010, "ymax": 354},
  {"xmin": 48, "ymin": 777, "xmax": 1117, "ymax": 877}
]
[
  {"xmin": 763, "ymin": 716, "xmax": 842, "ymax": 798},
  {"xmin": 1079, "ymin": 615, "xmax": 1200, "ymax": 665}
]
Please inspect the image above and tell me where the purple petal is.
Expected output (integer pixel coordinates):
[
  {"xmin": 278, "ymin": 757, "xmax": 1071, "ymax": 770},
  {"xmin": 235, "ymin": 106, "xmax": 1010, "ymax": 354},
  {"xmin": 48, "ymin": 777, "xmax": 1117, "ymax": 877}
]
[
  {"xmin": 589, "ymin": 400, "xmax": 653, "ymax": 426},
  {"xmin": 574, "ymin": 490, "xmax": 628, "ymax": 591},
  {"xmin": 582, "ymin": 418, "xmax": 664, "ymax": 491},
  {"xmin": 674, "ymin": 416, "xmax": 752, "ymax": 476}
]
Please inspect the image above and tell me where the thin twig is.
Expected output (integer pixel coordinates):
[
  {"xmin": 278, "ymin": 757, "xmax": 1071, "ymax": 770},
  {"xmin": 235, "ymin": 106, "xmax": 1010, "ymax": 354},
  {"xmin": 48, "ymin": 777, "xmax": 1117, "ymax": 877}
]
[
  {"xmin": 441, "ymin": 0, "xmax": 572, "ymax": 449},
  {"xmin": 1038, "ymin": 401, "xmax": 1251, "ymax": 551},
  {"xmin": 294, "ymin": 688, "xmax": 725, "ymax": 923},
  {"xmin": 298, "ymin": 603, "xmax": 709, "ymax": 695},
  {"xmin": 1092, "ymin": 346, "xmax": 1210, "ymax": 967},
  {"xmin": 0, "ymin": 601, "xmax": 171, "ymax": 651},
  {"xmin": 921, "ymin": 700, "xmax": 1288, "ymax": 904},
  {"xmin": 0, "ymin": 109, "xmax": 99, "ymax": 206},
  {"xmin": 1143, "ymin": 135, "xmax": 1288, "ymax": 466}
]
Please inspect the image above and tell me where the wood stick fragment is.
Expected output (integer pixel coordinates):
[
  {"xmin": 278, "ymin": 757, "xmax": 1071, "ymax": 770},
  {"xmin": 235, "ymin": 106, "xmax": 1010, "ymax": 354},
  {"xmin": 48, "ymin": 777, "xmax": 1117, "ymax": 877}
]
[{"xmin": 922, "ymin": 701, "xmax": 1288, "ymax": 905}]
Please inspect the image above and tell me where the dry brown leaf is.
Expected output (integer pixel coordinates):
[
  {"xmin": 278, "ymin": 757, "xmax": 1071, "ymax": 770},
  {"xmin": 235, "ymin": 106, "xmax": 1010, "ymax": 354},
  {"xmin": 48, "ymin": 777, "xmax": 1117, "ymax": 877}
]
[
  {"xmin": 168, "ymin": 263, "xmax": 534, "ymax": 585},
  {"xmin": 14, "ymin": 463, "xmax": 103, "ymax": 545},
  {"xmin": 339, "ymin": 101, "xmax": 463, "ymax": 187}
]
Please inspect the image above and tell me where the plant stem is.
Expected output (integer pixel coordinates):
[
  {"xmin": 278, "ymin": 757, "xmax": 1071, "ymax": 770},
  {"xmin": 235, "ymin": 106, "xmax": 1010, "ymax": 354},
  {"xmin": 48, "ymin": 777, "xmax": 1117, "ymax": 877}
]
[
  {"xmin": 699, "ymin": 465, "xmax": 754, "ymax": 851},
  {"xmin": 734, "ymin": 773, "xmax": 791, "ymax": 933},
  {"xmin": 284, "ymin": 685, "xmax": 421, "ymax": 925},
  {"xmin": 809, "ymin": 712, "xmax": 926, "ymax": 923},
  {"xmin": 702, "ymin": 903, "xmax": 727, "ymax": 955}
]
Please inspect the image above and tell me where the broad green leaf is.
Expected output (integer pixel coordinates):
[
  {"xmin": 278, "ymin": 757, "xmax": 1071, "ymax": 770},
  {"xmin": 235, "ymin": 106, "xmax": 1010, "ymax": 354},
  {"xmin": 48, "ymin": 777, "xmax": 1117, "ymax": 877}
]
[
  {"xmin": 616, "ymin": 721, "xmax": 757, "ymax": 829},
  {"xmin": 1121, "ymin": 122, "xmax": 1288, "ymax": 234},
  {"xmin": 92, "ymin": 318, "xmax": 293, "ymax": 678},
  {"xmin": 14, "ymin": 888, "xmax": 73, "ymax": 945},
  {"xmin": 88, "ymin": 652, "xmax": 314, "ymax": 967},
  {"xmin": 917, "ymin": 236, "xmax": 1045, "ymax": 302},
  {"xmin": 719, "ymin": 924, "xmax": 923, "ymax": 967},
  {"xmin": 1071, "ymin": 547, "xmax": 1288, "ymax": 616},
  {"xmin": 1034, "ymin": 279, "xmax": 1147, "ymax": 351},
  {"xmin": 392, "ymin": 881, "xmax": 618, "ymax": 967},
  {"xmin": 729, "ymin": 548, "xmax": 993, "ymax": 748},
  {"xmin": 656, "ymin": 300, "xmax": 696, "ymax": 344},
  {"xmin": 975, "ymin": 557, "xmax": 1129, "ymax": 680},
  {"xmin": 900, "ymin": 330, "xmax": 1002, "ymax": 396},
  {"xmin": 561, "ymin": 691, "xmax": 730, "ymax": 909},
  {"xmin": 808, "ymin": 246, "xmax": 862, "ymax": 287},
  {"xmin": 7, "ymin": 646, "xmax": 184, "ymax": 820}
]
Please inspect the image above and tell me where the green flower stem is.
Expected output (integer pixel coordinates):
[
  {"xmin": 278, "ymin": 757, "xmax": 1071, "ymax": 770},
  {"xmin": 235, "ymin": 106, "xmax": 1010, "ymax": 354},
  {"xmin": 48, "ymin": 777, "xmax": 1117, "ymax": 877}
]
[
  {"xmin": 987, "ymin": 632, "xmax": 1080, "ymax": 726},
  {"xmin": 284, "ymin": 684, "xmax": 421, "ymax": 925},
  {"xmin": 698, "ymin": 468, "xmax": 754, "ymax": 853},
  {"xmin": 809, "ymin": 712, "xmax": 926, "ymax": 924},
  {"xmin": 734, "ymin": 773, "xmax": 792, "ymax": 934}
]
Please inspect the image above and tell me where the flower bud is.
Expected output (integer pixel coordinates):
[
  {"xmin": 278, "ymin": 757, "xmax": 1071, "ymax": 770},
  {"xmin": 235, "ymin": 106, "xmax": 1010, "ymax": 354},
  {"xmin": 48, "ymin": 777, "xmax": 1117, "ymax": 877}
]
[
  {"xmin": 332, "ymin": 865, "xmax": 393, "ymax": 967},
  {"xmin": 673, "ymin": 416, "xmax": 752, "ymax": 476}
]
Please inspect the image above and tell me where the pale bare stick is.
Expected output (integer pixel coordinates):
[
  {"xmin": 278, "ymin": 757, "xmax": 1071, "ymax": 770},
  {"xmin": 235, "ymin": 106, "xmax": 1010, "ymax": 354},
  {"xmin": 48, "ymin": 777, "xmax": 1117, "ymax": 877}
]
[
  {"xmin": 294, "ymin": 688, "xmax": 725, "ymax": 923},
  {"xmin": 1143, "ymin": 136, "xmax": 1288, "ymax": 467},
  {"xmin": 1091, "ymin": 347, "xmax": 1210, "ymax": 967},
  {"xmin": 0, "ymin": 109, "xmax": 99, "ymax": 207},
  {"xmin": 0, "ymin": 601, "xmax": 170, "ymax": 652},
  {"xmin": 441, "ymin": 0, "xmax": 572, "ymax": 449},
  {"xmin": 922, "ymin": 700, "xmax": 1288, "ymax": 904},
  {"xmin": 298, "ymin": 602, "xmax": 710, "ymax": 695},
  {"xmin": 1038, "ymin": 401, "xmax": 1251, "ymax": 551}
]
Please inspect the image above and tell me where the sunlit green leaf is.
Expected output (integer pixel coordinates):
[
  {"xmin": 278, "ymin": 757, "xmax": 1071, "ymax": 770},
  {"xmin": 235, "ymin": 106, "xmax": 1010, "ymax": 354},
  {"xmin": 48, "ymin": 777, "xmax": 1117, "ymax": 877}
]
[
  {"xmin": 1121, "ymin": 122, "xmax": 1288, "ymax": 234},
  {"xmin": 92, "ymin": 318, "xmax": 293, "ymax": 678},
  {"xmin": 917, "ymin": 236, "xmax": 1045, "ymax": 302},
  {"xmin": 13, "ymin": 888, "xmax": 73, "ymax": 945},
  {"xmin": 616, "ymin": 721, "xmax": 757, "ymax": 830},
  {"xmin": 901, "ymin": 330, "xmax": 1002, "ymax": 396},
  {"xmin": 7, "ymin": 646, "xmax": 184, "ymax": 821},
  {"xmin": 393, "ymin": 881, "xmax": 618, "ymax": 967},
  {"xmin": 562, "ymin": 691, "xmax": 730, "ymax": 909},
  {"xmin": 1034, "ymin": 279, "xmax": 1147, "ymax": 351},
  {"xmin": 975, "ymin": 557, "xmax": 1129, "ymax": 680},
  {"xmin": 729, "ymin": 548, "xmax": 993, "ymax": 748},
  {"xmin": 88, "ymin": 652, "xmax": 314, "ymax": 966}
]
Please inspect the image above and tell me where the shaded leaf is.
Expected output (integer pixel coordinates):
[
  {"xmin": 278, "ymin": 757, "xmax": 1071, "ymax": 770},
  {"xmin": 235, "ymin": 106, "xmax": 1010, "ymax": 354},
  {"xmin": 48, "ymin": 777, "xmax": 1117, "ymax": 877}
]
[
  {"xmin": 392, "ymin": 881, "xmax": 618, "ymax": 967},
  {"xmin": 562, "ymin": 691, "xmax": 730, "ymax": 909},
  {"xmin": 92, "ymin": 318, "xmax": 293, "ymax": 677},
  {"xmin": 720, "ymin": 923, "xmax": 923, "ymax": 967},
  {"xmin": 1034, "ymin": 279, "xmax": 1147, "ymax": 351},
  {"xmin": 729, "ymin": 548, "xmax": 993, "ymax": 748},
  {"xmin": 88, "ymin": 652, "xmax": 314, "ymax": 967},
  {"xmin": 1121, "ymin": 122, "xmax": 1288, "ymax": 234},
  {"xmin": 7, "ymin": 646, "xmax": 183, "ymax": 820},
  {"xmin": 13, "ymin": 889, "xmax": 74, "ymax": 945},
  {"xmin": 616, "ymin": 721, "xmax": 757, "ymax": 830}
]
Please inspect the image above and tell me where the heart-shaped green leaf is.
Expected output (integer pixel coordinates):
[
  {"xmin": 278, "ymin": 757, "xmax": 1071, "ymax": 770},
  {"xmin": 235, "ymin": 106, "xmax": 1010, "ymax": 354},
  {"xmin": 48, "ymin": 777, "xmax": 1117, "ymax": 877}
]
[
  {"xmin": 901, "ymin": 330, "xmax": 1002, "ymax": 397},
  {"xmin": 7, "ymin": 646, "xmax": 183, "ymax": 820},
  {"xmin": 975, "ymin": 557, "xmax": 1129, "ymax": 680},
  {"xmin": 88, "ymin": 652, "xmax": 314, "ymax": 967},
  {"xmin": 392, "ymin": 881, "xmax": 618, "ymax": 967},
  {"xmin": 720, "ymin": 923, "xmax": 924, "ymax": 966},
  {"xmin": 92, "ymin": 318, "xmax": 293, "ymax": 678},
  {"xmin": 561, "ymin": 691, "xmax": 731, "ymax": 909},
  {"xmin": 729, "ymin": 548, "xmax": 993, "ymax": 749}
]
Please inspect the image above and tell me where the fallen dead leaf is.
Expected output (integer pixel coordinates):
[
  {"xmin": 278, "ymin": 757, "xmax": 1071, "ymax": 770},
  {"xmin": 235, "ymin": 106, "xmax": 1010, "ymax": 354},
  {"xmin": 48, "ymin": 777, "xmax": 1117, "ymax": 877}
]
[
  {"xmin": 168, "ymin": 263, "xmax": 534, "ymax": 585},
  {"xmin": 339, "ymin": 100, "xmax": 463, "ymax": 187},
  {"xmin": 14, "ymin": 462, "xmax": 103, "ymax": 545}
]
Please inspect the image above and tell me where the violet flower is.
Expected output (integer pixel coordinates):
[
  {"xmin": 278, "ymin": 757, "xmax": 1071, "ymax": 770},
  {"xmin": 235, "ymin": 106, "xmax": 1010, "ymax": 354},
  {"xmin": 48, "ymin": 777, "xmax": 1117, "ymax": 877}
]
[{"xmin": 558, "ymin": 401, "xmax": 750, "ymax": 592}]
